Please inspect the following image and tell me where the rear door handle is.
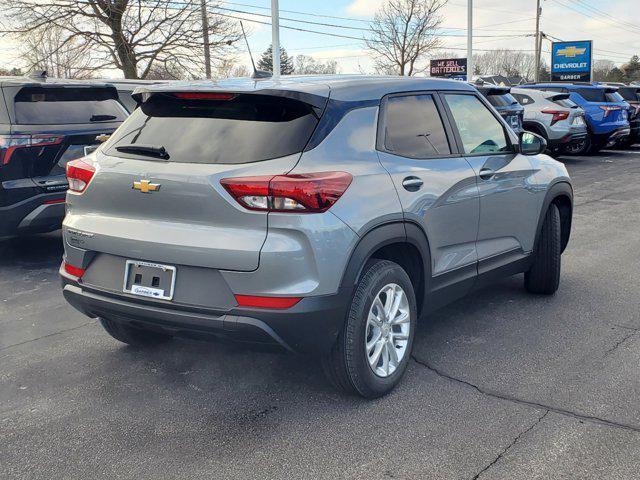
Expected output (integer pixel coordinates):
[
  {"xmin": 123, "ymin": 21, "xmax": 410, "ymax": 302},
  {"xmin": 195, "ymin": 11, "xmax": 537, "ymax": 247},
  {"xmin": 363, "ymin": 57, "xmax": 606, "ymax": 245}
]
[
  {"xmin": 402, "ymin": 176, "xmax": 423, "ymax": 191},
  {"xmin": 479, "ymin": 168, "xmax": 495, "ymax": 180}
]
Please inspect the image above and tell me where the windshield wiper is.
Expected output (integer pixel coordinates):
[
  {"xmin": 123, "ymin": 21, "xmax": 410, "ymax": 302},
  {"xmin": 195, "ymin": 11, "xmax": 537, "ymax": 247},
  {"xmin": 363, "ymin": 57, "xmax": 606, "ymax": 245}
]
[
  {"xmin": 115, "ymin": 144, "xmax": 170, "ymax": 160},
  {"xmin": 90, "ymin": 114, "xmax": 117, "ymax": 122}
]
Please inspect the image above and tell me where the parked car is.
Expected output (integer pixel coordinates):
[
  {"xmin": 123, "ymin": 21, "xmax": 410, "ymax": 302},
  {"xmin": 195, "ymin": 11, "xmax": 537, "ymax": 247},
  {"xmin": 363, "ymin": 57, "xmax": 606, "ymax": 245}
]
[
  {"xmin": 474, "ymin": 83, "xmax": 525, "ymax": 134},
  {"xmin": 520, "ymin": 83, "xmax": 630, "ymax": 153},
  {"xmin": 511, "ymin": 87, "xmax": 588, "ymax": 155},
  {"xmin": 0, "ymin": 75, "xmax": 128, "ymax": 239},
  {"xmin": 60, "ymin": 76, "xmax": 573, "ymax": 398},
  {"xmin": 602, "ymin": 83, "xmax": 640, "ymax": 147}
]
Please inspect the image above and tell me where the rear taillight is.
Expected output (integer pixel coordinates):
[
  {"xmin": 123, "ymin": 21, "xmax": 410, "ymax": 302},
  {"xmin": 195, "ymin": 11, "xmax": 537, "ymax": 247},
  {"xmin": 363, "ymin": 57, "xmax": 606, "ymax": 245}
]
[
  {"xmin": 599, "ymin": 105, "xmax": 621, "ymax": 118},
  {"xmin": 541, "ymin": 109, "xmax": 570, "ymax": 125},
  {"xmin": 220, "ymin": 172, "xmax": 353, "ymax": 213},
  {"xmin": 234, "ymin": 294, "xmax": 301, "ymax": 309},
  {"xmin": 0, "ymin": 134, "xmax": 63, "ymax": 165},
  {"xmin": 63, "ymin": 261, "xmax": 85, "ymax": 278},
  {"xmin": 66, "ymin": 158, "xmax": 96, "ymax": 193}
]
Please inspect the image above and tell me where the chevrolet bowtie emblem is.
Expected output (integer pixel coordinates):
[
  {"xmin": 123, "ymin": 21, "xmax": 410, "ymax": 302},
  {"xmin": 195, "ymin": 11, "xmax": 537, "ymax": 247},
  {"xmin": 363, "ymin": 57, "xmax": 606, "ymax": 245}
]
[
  {"xmin": 557, "ymin": 46, "xmax": 586, "ymax": 58},
  {"xmin": 133, "ymin": 179, "xmax": 160, "ymax": 193}
]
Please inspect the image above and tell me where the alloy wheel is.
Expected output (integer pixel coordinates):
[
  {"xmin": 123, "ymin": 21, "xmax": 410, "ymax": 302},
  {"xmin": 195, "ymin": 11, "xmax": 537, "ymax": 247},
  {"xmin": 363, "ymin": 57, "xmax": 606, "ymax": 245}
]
[{"xmin": 365, "ymin": 283, "xmax": 411, "ymax": 377}]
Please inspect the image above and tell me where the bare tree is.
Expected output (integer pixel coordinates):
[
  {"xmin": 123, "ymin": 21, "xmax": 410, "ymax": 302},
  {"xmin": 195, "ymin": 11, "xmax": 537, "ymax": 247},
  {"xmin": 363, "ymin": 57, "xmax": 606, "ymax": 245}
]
[
  {"xmin": 472, "ymin": 49, "xmax": 539, "ymax": 80},
  {"xmin": 21, "ymin": 27, "xmax": 96, "ymax": 78},
  {"xmin": 0, "ymin": 0, "xmax": 241, "ymax": 79},
  {"xmin": 294, "ymin": 55, "xmax": 339, "ymax": 75},
  {"xmin": 365, "ymin": 0, "xmax": 447, "ymax": 76}
]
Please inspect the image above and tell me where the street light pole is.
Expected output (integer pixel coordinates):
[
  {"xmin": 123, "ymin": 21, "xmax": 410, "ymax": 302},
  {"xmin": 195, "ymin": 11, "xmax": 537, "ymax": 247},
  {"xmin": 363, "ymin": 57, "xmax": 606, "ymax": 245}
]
[
  {"xmin": 271, "ymin": 0, "xmax": 281, "ymax": 79},
  {"xmin": 535, "ymin": 0, "xmax": 542, "ymax": 82},
  {"xmin": 200, "ymin": 0, "xmax": 211, "ymax": 79},
  {"xmin": 467, "ymin": 0, "xmax": 473, "ymax": 82}
]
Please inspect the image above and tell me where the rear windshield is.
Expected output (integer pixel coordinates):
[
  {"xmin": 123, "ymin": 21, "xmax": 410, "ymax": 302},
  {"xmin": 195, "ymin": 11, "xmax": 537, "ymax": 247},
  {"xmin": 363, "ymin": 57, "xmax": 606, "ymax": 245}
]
[
  {"xmin": 485, "ymin": 93, "xmax": 519, "ymax": 108},
  {"xmin": 617, "ymin": 87, "xmax": 640, "ymax": 102},
  {"xmin": 14, "ymin": 87, "xmax": 128, "ymax": 125},
  {"xmin": 106, "ymin": 93, "xmax": 320, "ymax": 164},
  {"xmin": 576, "ymin": 88, "xmax": 624, "ymax": 103}
]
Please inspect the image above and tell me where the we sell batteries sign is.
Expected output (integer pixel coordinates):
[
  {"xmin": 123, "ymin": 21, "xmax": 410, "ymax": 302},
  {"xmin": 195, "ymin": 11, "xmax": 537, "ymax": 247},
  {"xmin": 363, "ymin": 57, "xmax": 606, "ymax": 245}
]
[
  {"xmin": 430, "ymin": 58, "xmax": 467, "ymax": 80},
  {"xmin": 551, "ymin": 41, "xmax": 593, "ymax": 82}
]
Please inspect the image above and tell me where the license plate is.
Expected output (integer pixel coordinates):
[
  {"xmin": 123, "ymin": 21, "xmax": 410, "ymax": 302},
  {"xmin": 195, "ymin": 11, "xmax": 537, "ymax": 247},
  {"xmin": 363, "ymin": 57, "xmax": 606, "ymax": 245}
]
[
  {"xmin": 572, "ymin": 116, "xmax": 585, "ymax": 126},
  {"xmin": 123, "ymin": 260, "xmax": 176, "ymax": 300}
]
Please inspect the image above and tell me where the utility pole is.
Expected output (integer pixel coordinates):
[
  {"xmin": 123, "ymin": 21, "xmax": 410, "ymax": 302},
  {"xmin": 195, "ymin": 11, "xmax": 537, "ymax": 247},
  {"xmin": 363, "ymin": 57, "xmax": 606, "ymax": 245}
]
[
  {"xmin": 271, "ymin": 0, "xmax": 281, "ymax": 79},
  {"xmin": 467, "ymin": 0, "xmax": 473, "ymax": 82},
  {"xmin": 200, "ymin": 0, "xmax": 212, "ymax": 79},
  {"xmin": 535, "ymin": 0, "xmax": 542, "ymax": 82}
]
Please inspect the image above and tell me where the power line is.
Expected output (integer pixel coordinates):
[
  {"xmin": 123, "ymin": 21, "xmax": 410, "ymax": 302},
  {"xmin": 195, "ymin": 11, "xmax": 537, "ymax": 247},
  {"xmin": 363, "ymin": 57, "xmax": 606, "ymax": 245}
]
[
  {"xmin": 210, "ymin": 5, "xmax": 533, "ymax": 38},
  {"xmin": 209, "ymin": 8, "xmax": 534, "ymax": 41},
  {"xmin": 549, "ymin": 0, "xmax": 640, "ymax": 38}
]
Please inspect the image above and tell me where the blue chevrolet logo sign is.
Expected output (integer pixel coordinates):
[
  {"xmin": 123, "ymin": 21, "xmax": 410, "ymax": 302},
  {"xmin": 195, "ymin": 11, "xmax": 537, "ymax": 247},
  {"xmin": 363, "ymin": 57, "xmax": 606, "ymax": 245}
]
[{"xmin": 552, "ymin": 40, "xmax": 593, "ymax": 82}]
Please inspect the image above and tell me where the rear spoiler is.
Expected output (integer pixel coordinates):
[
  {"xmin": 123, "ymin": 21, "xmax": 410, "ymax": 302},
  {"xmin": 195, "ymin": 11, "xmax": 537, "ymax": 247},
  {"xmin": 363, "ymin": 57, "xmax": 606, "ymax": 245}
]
[
  {"xmin": 548, "ymin": 93, "xmax": 570, "ymax": 102},
  {"xmin": 482, "ymin": 87, "xmax": 511, "ymax": 95},
  {"xmin": 131, "ymin": 87, "xmax": 328, "ymax": 110}
]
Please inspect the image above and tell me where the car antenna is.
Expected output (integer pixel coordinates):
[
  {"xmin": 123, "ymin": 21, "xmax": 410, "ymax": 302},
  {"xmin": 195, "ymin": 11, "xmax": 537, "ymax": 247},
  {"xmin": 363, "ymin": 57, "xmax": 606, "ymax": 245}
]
[{"xmin": 240, "ymin": 21, "xmax": 271, "ymax": 79}]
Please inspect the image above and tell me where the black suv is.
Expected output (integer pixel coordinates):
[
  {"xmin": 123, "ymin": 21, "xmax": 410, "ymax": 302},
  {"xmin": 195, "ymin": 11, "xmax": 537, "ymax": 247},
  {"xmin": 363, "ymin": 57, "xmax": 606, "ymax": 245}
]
[
  {"xmin": 0, "ymin": 76, "xmax": 127, "ymax": 239},
  {"xmin": 474, "ymin": 84, "xmax": 525, "ymax": 134}
]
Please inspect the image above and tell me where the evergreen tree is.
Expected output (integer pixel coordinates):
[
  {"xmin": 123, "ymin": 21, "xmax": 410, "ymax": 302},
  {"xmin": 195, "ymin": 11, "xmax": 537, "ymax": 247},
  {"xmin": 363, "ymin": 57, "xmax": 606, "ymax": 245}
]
[
  {"xmin": 257, "ymin": 44, "xmax": 294, "ymax": 75},
  {"xmin": 623, "ymin": 55, "xmax": 640, "ymax": 83}
]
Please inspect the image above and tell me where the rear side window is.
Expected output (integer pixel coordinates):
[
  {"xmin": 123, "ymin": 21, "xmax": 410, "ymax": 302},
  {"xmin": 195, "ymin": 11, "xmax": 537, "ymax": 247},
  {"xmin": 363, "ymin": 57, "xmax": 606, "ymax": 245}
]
[
  {"xmin": 444, "ymin": 94, "xmax": 511, "ymax": 155},
  {"xmin": 553, "ymin": 98, "xmax": 578, "ymax": 108},
  {"xmin": 14, "ymin": 87, "xmax": 127, "ymax": 125},
  {"xmin": 106, "ymin": 93, "xmax": 320, "ymax": 164},
  {"xmin": 512, "ymin": 93, "xmax": 535, "ymax": 105},
  {"xmin": 382, "ymin": 94, "xmax": 451, "ymax": 158}
]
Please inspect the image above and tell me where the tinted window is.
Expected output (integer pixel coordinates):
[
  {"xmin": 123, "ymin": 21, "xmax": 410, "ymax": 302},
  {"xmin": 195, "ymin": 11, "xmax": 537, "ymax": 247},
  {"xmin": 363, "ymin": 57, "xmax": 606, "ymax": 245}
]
[
  {"xmin": 618, "ymin": 87, "xmax": 640, "ymax": 102},
  {"xmin": 486, "ymin": 93, "xmax": 519, "ymax": 107},
  {"xmin": 14, "ymin": 87, "xmax": 127, "ymax": 125},
  {"xmin": 106, "ymin": 93, "xmax": 320, "ymax": 164},
  {"xmin": 512, "ymin": 93, "xmax": 535, "ymax": 105},
  {"xmin": 383, "ymin": 94, "xmax": 451, "ymax": 158},
  {"xmin": 444, "ymin": 94, "xmax": 511, "ymax": 155},
  {"xmin": 575, "ymin": 88, "xmax": 622, "ymax": 103}
]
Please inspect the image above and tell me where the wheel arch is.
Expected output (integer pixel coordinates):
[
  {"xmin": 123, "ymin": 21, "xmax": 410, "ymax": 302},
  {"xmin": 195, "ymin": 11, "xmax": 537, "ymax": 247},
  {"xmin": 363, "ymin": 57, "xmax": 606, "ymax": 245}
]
[
  {"xmin": 523, "ymin": 121, "xmax": 548, "ymax": 139},
  {"xmin": 534, "ymin": 181, "xmax": 573, "ymax": 253},
  {"xmin": 340, "ymin": 221, "xmax": 431, "ymax": 315}
]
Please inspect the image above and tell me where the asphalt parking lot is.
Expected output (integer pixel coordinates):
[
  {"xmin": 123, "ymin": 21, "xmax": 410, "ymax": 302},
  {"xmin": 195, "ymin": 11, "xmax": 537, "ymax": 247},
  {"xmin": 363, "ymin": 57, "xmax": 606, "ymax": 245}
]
[{"xmin": 2, "ymin": 148, "xmax": 640, "ymax": 480}]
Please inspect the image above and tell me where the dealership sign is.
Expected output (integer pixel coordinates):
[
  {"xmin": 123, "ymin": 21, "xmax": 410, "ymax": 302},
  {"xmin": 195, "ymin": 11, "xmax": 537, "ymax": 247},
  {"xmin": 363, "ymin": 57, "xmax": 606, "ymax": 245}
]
[
  {"xmin": 551, "ymin": 40, "xmax": 593, "ymax": 82},
  {"xmin": 430, "ymin": 58, "xmax": 467, "ymax": 81}
]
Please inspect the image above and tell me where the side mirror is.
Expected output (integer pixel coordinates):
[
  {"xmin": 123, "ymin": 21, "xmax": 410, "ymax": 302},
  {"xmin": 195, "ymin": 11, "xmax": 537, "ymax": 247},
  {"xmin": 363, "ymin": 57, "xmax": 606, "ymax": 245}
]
[{"xmin": 519, "ymin": 131, "xmax": 547, "ymax": 155}]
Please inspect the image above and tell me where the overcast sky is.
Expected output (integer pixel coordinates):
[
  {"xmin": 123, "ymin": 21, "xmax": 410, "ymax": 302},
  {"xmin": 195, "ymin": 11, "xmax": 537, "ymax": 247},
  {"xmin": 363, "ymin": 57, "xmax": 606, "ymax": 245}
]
[{"xmin": 1, "ymin": 0, "xmax": 639, "ymax": 77}]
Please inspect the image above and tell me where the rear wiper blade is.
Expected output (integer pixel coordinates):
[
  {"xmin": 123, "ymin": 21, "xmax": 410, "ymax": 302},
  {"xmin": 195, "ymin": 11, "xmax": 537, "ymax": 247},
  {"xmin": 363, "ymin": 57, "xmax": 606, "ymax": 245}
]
[
  {"xmin": 90, "ymin": 114, "xmax": 117, "ymax": 122},
  {"xmin": 115, "ymin": 144, "xmax": 170, "ymax": 159}
]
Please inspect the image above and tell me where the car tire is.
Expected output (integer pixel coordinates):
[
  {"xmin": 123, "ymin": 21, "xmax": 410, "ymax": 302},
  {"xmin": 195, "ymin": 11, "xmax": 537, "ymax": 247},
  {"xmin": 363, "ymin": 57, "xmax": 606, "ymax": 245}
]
[
  {"xmin": 323, "ymin": 259, "xmax": 417, "ymax": 398},
  {"xmin": 525, "ymin": 204, "xmax": 561, "ymax": 295},
  {"xmin": 99, "ymin": 317, "xmax": 173, "ymax": 346}
]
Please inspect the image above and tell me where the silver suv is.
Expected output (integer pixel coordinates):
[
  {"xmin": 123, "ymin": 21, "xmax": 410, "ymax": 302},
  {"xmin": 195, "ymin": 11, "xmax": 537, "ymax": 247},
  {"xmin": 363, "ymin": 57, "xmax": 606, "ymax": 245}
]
[
  {"xmin": 511, "ymin": 87, "xmax": 588, "ymax": 155},
  {"xmin": 60, "ymin": 76, "xmax": 573, "ymax": 398}
]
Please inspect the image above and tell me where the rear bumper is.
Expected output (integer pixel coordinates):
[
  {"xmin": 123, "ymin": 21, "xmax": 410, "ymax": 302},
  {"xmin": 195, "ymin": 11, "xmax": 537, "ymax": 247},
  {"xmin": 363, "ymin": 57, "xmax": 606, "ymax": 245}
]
[
  {"xmin": 0, "ymin": 193, "xmax": 65, "ymax": 238},
  {"xmin": 60, "ymin": 269, "xmax": 352, "ymax": 355},
  {"xmin": 548, "ymin": 131, "xmax": 588, "ymax": 148},
  {"xmin": 592, "ymin": 126, "xmax": 631, "ymax": 146}
]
